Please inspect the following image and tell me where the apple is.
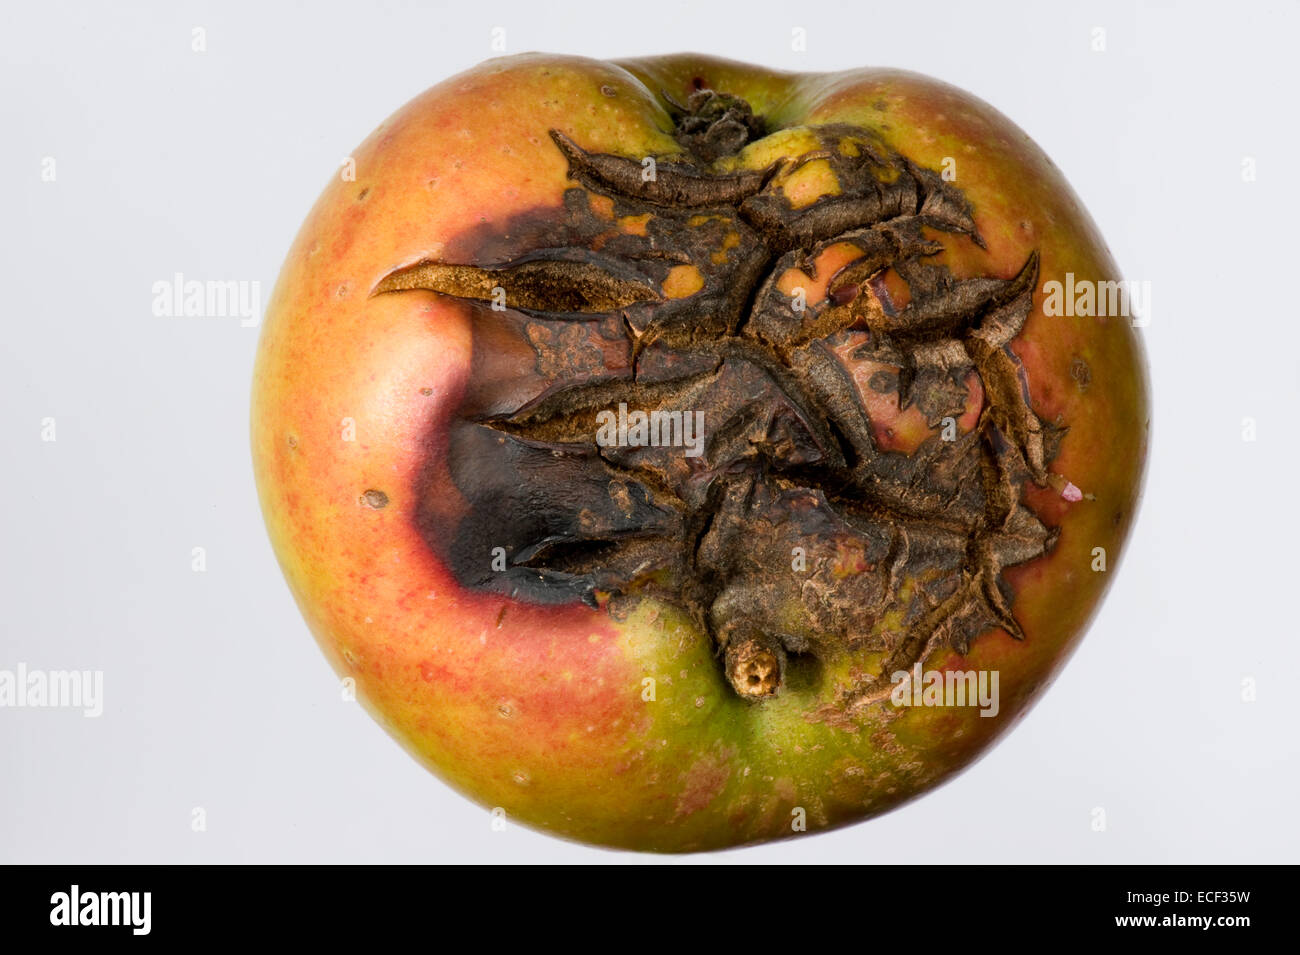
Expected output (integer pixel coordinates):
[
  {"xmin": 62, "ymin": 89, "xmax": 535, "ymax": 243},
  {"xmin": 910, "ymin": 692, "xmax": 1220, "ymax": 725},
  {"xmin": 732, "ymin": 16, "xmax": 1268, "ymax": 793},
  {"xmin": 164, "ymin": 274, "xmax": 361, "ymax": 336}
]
[{"xmin": 251, "ymin": 53, "xmax": 1148, "ymax": 852}]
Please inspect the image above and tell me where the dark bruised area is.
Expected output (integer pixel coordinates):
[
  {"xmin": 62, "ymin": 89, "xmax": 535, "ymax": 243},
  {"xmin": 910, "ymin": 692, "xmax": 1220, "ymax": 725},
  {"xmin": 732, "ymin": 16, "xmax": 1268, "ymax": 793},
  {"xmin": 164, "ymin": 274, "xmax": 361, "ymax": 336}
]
[{"xmin": 381, "ymin": 89, "xmax": 1060, "ymax": 711}]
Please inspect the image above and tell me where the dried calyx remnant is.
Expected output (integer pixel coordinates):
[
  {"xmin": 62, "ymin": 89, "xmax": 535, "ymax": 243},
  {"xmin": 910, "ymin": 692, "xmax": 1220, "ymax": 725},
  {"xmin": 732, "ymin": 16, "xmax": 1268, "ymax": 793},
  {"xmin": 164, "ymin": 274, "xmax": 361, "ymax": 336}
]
[{"xmin": 375, "ymin": 88, "xmax": 1060, "ymax": 713}]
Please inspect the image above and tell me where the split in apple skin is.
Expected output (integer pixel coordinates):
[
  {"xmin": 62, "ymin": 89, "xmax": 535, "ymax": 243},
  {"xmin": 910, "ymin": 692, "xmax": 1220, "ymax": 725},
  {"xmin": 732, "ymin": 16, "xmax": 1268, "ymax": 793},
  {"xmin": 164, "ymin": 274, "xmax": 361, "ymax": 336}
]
[{"xmin": 377, "ymin": 99, "xmax": 1057, "ymax": 712}]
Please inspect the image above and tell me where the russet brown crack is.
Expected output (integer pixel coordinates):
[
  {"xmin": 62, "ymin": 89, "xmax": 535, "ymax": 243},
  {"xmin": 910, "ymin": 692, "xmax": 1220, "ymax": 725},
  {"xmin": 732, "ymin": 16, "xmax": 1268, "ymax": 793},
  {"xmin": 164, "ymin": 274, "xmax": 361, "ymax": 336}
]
[{"xmin": 379, "ymin": 89, "xmax": 1059, "ymax": 715}]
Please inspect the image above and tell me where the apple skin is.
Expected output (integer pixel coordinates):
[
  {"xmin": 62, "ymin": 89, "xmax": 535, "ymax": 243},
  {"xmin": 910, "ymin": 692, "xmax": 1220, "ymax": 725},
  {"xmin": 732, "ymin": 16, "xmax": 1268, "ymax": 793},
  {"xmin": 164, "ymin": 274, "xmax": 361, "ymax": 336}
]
[{"xmin": 251, "ymin": 53, "xmax": 1148, "ymax": 852}]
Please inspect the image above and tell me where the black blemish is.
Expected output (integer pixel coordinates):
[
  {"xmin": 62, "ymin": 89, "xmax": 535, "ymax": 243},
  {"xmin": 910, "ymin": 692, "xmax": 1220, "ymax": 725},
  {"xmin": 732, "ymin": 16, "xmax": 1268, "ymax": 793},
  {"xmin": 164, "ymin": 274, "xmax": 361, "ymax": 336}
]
[
  {"xmin": 361, "ymin": 489, "xmax": 389, "ymax": 509},
  {"xmin": 868, "ymin": 370, "xmax": 899, "ymax": 394},
  {"xmin": 1070, "ymin": 357, "xmax": 1091, "ymax": 391}
]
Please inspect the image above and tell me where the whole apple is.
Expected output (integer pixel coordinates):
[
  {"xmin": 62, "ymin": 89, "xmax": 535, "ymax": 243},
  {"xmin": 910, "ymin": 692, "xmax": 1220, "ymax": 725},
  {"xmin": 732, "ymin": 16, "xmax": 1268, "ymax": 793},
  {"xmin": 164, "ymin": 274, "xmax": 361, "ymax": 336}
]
[{"xmin": 251, "ymin": 53, "xmax": 1148, "ymax": 852}]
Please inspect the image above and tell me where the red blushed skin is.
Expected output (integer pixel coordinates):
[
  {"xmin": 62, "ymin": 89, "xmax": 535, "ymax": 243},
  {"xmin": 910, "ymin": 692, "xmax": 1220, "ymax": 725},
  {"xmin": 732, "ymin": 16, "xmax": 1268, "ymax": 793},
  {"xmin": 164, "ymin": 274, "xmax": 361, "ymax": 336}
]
[{"xmin": 252, "ymin": 53, "xmax": 1149, "ymax": 852}]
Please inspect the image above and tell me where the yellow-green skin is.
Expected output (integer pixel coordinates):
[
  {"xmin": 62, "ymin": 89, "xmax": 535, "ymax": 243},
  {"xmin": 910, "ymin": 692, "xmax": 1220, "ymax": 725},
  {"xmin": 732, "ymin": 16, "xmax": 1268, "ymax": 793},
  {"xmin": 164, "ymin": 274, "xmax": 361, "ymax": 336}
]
[{"xmin": 251, "ymin": 53, "xmax": 1148, "ymax": 852}]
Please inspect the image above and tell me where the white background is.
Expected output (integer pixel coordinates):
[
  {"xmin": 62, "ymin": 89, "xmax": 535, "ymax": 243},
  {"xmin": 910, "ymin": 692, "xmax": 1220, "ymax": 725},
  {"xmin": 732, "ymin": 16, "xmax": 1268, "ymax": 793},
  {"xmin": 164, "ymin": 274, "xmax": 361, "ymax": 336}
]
[{"xmin": 2, "ymin": 0, "xmax": 1297, "ymax": 863}]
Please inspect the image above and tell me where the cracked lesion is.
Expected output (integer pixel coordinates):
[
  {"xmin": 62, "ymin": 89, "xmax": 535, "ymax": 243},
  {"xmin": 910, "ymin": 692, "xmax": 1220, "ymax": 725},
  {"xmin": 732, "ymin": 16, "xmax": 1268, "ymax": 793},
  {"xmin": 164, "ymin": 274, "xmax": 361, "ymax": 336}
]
[{"xmin": 375, "ymin": 91, "xmax": 1060, "ymax": 716}]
